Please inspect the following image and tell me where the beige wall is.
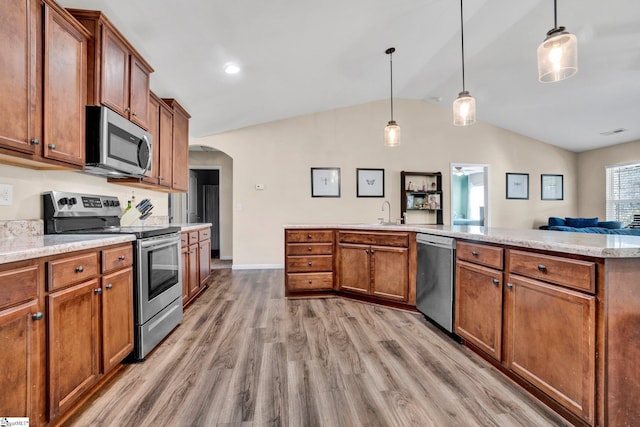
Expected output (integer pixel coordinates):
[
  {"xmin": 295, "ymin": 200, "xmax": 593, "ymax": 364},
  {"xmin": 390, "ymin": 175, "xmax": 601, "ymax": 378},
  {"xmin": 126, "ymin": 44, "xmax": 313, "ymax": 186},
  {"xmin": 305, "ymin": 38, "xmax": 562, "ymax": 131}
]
[
  {"xmin": 193, "ymin": 99, "xmax": 578, "ymax": 267},
  {"xmin": 188, "ymin": 151, "xmax": 233, "ymax": 259},
  {"xmin": 577, "ymin": 139, "xmax": 640, "ymax": 219},
  {"xmin": 0, "ymin": 164, "xmax": 168, "ymax": 220}
]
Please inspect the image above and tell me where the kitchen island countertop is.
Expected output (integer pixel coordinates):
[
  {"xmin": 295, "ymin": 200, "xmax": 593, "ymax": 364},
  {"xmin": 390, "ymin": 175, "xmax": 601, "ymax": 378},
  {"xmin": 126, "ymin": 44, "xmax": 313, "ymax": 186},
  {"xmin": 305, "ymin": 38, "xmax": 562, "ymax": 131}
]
[{"xmin": 284, "ymin": 223, "xmax": 640, "ymax": 258}]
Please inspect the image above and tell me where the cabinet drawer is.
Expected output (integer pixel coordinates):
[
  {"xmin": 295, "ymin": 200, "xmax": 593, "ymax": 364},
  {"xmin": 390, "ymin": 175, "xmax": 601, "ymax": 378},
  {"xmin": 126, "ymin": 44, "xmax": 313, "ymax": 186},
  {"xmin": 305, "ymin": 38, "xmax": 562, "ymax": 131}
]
[
  {"xmin": 508, "ymin": 250, "xmax": 596, "ymax": 293},
  {"xmin": 287, "ymin": 243, "xmax": 333, "ymax": 256},
  {"xmin": 48, "ymin": 252, "xmax": 99, "ymax": 291},
  {"xmin": 457, "ymin": 241, "xmax": 503, "ymax": 270},
  {"xmin": 180, "ymin": 233, "xmax": 189, "ymax": 247},
  {"xmin": 198, "ymin": 228, "xmax": 211, "ymax": 241},
  {"xmin": 102, "ymin": 245, "xmax": 133, "ymax": 273},
  {"xmin": 286, "ymin": 230, "xmax": 333, "ymax": 243},
  {"xmin": 287, "ymin": 255, "xmax": 333, "ymax": 273},
  {"xmin": 0, "ymin": 264, "xmax": 39, "ymax": 310},
  {"xmin": 188, "ymin": 231, "xmax": 199, "ymax": 245},
  {"xmin": 338, "ymin": 231, "xmax": 409, "ymax": 248},
  {"xmin": 287, "ymin": 272, "xmax": 333, "ymax": 291}
]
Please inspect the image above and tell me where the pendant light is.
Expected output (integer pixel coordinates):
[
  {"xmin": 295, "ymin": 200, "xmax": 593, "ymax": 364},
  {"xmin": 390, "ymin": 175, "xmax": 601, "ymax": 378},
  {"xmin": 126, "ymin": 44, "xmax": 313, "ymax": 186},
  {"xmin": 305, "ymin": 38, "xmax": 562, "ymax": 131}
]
[
  {"xmin": 453, "ymin": 0, "xmax": 476, "ymax": 126},
  {"xmin": 384, "ymin": 47, "xmax": 400, "ymax": 147},
  {"xmin": 537, "ymin": 0, "xmax": 578, "ymax": 83}
]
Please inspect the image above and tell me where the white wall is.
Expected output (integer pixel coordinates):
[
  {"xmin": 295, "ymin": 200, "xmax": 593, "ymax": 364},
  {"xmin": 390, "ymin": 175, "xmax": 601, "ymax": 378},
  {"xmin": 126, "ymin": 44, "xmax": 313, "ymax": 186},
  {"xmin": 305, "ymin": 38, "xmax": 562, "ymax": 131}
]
[
  {"xmin": 0, "ymin": 164, "xmax": 169, "ymax": 220},
  {"xmin": 193, "ymin": 99, "xmax": 578, "ymax": 267},
  {"xmin": 577, "ymin": 139, "xmax": 640, "ymax": 219}
]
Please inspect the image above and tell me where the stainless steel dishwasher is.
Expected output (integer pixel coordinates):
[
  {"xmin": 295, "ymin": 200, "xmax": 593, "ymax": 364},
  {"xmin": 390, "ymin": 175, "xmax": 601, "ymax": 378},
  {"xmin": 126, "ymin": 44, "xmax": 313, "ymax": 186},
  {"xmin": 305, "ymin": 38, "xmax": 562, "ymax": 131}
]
[{"xmin": 416, "ymin": 233, "xmax": 456, "ymax": 332}]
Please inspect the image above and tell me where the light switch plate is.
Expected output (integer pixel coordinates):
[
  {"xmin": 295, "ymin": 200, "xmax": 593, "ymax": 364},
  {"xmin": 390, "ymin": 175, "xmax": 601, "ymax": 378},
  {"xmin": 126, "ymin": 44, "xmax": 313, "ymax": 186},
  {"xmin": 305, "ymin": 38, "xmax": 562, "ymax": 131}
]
[{"xmin": 0, "ymin": 184, "xmax": 13, "ymax": 206}]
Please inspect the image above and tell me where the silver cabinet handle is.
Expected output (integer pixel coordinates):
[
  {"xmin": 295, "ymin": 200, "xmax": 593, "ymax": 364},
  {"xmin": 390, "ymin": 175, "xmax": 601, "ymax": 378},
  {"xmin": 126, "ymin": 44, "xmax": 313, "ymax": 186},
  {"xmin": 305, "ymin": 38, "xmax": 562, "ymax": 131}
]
[
  {"xmin": 492, "ymin": 278, "xmax": 499, "ymax": 285},
  {"xmin": 125, "ymin": 107, "xmax": 131, "ymax": 112},
  {"xmin": 506, "ymin": 283, "xmax": 514, "ymax": 289},
  {"xmin": 30, "ymin": 138, "xmax": 39, "ymax": 145},
  {"xmin": 537, "ymin": 264, "xmax": 547, "ymax": 272},
  {"xmin": 32, "ymin": 312, "xmax": 44, "ymax": 321},
  {"xmin": 105, "ymin": 283, "xmax": 113, "ymax": 289},
  {"xmin": 132, "ymin": 112, "xmax": 137, "ymax": 117},
  {"xmin": 118, "ymin": 255, "xmax": 126, "ymax": 260},
  {"xmin": 308, "ymin": 247, "xmax": 313, "ymax": 252},
  {"xmin": 94, "ymin": 288, "xmax": 102, "ymax": 294},
  {"xmin": 48, "ymin": 143, "xmax": 56, "ymax": 149},
  {"xmin": 471, "ymin": 250, "xmax": 479, "ymax": 256},
  {"xmin": 75, "ymin": 266, "xmax": 84, "ymax": 273}
]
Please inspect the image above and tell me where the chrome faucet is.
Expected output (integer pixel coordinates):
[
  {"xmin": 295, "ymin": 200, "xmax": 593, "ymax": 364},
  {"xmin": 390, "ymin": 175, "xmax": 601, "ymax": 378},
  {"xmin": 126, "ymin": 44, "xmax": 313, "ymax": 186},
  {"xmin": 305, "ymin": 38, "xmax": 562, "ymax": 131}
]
[{"xmin": 381, "ymin": 200, "xmax": 391, "ymax": 224}]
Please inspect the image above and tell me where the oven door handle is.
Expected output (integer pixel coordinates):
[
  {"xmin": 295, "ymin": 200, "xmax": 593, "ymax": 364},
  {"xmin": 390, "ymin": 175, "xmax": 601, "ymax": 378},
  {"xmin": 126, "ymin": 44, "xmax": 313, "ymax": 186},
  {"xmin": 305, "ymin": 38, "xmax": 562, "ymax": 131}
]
[{"xmin": 140, "ymin": 236, "xmax": 180, "ymax": 251}]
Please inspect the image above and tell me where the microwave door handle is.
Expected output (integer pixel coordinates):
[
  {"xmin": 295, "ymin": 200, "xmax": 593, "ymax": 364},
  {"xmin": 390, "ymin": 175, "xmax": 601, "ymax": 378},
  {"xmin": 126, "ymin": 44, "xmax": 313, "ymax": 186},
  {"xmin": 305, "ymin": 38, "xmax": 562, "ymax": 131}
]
[{"xmin": 141, "ymin": 134, "xmax": 152, "ymax": 174}]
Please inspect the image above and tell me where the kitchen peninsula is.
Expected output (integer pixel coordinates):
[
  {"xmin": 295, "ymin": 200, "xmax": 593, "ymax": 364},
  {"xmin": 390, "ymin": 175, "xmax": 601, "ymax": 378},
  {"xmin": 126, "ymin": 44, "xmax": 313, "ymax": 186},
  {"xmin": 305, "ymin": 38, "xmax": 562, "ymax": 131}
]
[{"xmin": 284, "ymin": 224, "xmax": 640, "ymax": 427}]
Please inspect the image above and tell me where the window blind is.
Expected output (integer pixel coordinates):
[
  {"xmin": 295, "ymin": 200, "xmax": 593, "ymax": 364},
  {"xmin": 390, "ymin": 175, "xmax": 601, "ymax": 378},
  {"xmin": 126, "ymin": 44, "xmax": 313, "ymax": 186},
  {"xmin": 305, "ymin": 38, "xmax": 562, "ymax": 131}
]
[{"xmin": 606, "ymin": 163, "xmax": 640, "ymax": 225}]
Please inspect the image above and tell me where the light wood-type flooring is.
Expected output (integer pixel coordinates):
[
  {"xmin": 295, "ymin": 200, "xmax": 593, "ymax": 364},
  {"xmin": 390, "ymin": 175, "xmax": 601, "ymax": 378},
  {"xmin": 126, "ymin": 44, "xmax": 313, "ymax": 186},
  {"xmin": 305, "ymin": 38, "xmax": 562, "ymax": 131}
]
[{"xmin": 65, "ymin": 269, "xmax": 570, "ymax": 427}]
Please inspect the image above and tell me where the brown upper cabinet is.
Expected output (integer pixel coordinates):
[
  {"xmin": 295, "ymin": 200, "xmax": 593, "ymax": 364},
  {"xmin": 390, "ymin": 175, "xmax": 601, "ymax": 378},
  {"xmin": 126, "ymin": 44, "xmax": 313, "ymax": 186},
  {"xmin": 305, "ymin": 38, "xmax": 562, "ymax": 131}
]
[
  {"xmin": 67, "ymin": 9, "xmax": 153, "ymax": 131},
  {"xmin": 162, "ymin": 98, "xmax": 190, "ymax": 192},
  {"xmin": 0, "ymin": 0, "xmax": 90, "ymax": 170}
]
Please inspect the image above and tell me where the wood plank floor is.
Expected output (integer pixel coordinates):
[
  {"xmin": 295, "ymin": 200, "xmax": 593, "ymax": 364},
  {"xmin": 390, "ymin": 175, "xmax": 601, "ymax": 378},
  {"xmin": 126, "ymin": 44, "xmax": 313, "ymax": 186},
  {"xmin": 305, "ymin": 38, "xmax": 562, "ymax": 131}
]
[{"xmin": 64, "ymin": 269, "xmax": 571, "ymax": 427}]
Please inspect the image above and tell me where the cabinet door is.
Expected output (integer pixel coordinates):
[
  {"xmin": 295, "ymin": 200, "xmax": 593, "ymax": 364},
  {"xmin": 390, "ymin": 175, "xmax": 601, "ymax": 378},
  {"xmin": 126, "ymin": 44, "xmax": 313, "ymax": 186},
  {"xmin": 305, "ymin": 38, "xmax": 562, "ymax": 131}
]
[
  {"xmin": 171, "ymin": 106, "xmax": 189, "ymax": 191},
  {"xmin": 0, "ymin": 300, "xmax": 42, "ymax": 422},
  {"xmin": 188, "ymin": 244, "xmax": 199, "ymax": 298},
  {"xmin": 505, "ymin": 274, "xmax": 595, "ymax": 423},
  {"xmin": 371, "ymin": 245, "xmax": 409, "ymax": 302},
  {"xmin": 181, "ymin": 244, "xmax": 189, "ymax": 305},
  {"xmin": 101, "ymin": 267, "xmax": 133, "ymax": 373},
  {"xmin": 454, "ymin": 260, "xmax": 503, "ymax": 361},
  {"xmin": 0, "ymin": 0, "xmax": 38, "ymax": 154},
  {"xmin": 100, "ymin": 26, "xmax": 129, "ymax": 117},
  {"xmin": 128, "ymin": 56, "xmax": 150, "ymax": 130},
  {"xmin": 199, "ymin": 238, "xmax": 211, "ymax": 286},
  {"xmin": 143, "ymin": 93, "xmax": 160, "ymax": 185},
  {"xmin": 42, "ymin": 3, "xmax": 87, "ymax": 166},
  {"xmin": 158, "ymin": 102, "xmax": 173, "ymax": 188},
  {"xmin": 337, "ymin": 244, "xmax": 370, "ymax": 295},
  {"xmin": 48, "ymin": 279, "xmax": 100, "ymax": 419}
]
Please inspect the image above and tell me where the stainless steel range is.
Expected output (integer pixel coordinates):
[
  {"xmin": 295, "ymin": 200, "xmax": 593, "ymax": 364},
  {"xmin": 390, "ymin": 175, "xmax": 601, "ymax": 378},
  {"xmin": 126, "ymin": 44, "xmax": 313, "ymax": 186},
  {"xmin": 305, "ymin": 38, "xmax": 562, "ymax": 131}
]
[{"xmin": 43, "ymin": 191, "xmax": 183, "ymax": 360}]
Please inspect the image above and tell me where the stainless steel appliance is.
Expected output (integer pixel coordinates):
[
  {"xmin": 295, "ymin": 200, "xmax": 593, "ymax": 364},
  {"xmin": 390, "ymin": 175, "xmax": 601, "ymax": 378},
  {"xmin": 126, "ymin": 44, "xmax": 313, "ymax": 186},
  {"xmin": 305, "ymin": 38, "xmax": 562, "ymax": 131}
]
[
  {"xmin": 43, "ymin": 191, "xmax": 182, "ymax": 360},
  {"xmin": 416, "ymin": 233, "xmax": 456, "ymax": 332},
  {"xmin": 85, "ymin": 105, "xmax": 152, "ymax": 178}
]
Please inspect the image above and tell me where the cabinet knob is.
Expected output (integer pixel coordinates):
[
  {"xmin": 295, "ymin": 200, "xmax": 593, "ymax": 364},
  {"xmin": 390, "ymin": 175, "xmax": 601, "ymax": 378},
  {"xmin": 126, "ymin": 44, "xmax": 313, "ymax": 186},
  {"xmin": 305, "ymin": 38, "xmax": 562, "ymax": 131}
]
[
  {"xmin": 537, "ymin": 264, "xmax": 547, "ymax": 272},
  {"xmin": 307, "ymin": 234, "xmax": 312, "ymax": 239},
  {"xmin": 30, "ymin": 138, "xmax": 39, "ymax": 145},
  {"xmin": 48, "ymin": 143, "xmax": 56, "ymax": 150},
  {"xmin": 75, "ymin": 265, "xmax": 84, "ymax": 273},
  {"xmin": 492, "ymin": 278, "xmax": 499, "ymax": 285},
  {"xmin": 32, "ymin": 312, "xmax": 44, "ymax": 321},
  {"xmin": 506, "ymin": 283, "xmax": 513, "ymax": 289},
  {"xmin": 308, "ymin": 262, "xmax": 312, "ymax": 266},
  {"xmin": 308, "ymin": 247, "xmax": 313, "ymax": 252},
  {"xmin": 94, "ymin": 288, "xmax": 102, "ymax": 294},
  {"xmin": 132, "ymin": 112, "xmax": 137, "ymax": 117},
  {"xmin": 308, "ymin": 280, "xmax": 312, "ymax": 284},
  {"xmin": 118, "ymin": 255, "xmax": 126, "ymax": 260},
  {"xmin": 471, "ymin": 250, "xmax": 479, "ymax": 257},
  {"xmin": 106, "ymin": 283, "xmax": 113, "ymax": 289},
  {"xmin": 125, "ymin": 107, "xmax": 131, "ymax": 112}
]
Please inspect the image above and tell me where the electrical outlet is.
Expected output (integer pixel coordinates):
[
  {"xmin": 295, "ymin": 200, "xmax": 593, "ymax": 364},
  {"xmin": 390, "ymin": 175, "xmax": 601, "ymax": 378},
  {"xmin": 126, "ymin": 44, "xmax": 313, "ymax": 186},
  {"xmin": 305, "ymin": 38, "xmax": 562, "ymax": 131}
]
[{"xmin": 0, "ymin": 184, "xmax": 13, "ymax": 206}]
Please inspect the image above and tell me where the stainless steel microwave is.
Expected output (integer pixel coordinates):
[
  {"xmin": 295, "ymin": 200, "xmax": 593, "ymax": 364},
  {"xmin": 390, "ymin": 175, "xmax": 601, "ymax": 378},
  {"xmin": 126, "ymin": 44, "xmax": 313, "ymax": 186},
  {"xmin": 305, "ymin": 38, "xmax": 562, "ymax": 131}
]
[{"xmin": 85, "ymin": 105, "xmax": 152, "ymax": 177}]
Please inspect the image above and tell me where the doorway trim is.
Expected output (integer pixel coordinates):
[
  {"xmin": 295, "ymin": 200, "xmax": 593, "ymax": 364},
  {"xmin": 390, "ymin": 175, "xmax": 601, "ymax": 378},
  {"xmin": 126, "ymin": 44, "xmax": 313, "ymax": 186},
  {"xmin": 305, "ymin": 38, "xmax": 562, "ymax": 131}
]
[{"xmin": 450, "ymin": 163, "xmax": 490, "ymax": 227}]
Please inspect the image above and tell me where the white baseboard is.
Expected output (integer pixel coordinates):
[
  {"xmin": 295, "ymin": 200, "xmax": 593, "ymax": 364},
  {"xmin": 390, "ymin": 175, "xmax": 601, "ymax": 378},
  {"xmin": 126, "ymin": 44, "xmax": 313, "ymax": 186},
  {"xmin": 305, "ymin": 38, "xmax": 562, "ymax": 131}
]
[
  {"xmin": 219, "ymin": 255, "xmax": 232, "ymax": 260},
  {"xmin": 232, "ymin": 264, "xmax": 284, "ymax": 270}
]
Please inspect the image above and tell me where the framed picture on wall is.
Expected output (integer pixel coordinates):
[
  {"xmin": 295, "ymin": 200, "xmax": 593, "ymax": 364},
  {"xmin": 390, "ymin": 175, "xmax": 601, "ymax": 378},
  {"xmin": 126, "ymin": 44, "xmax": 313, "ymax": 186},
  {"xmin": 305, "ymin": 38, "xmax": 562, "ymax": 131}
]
[
  {"xmin": 311, "ymin": 167, "xmax": 341, "ymax": 197},
  {"xmin": 356, "ymin": 168, "xmax": 384, "ymax": 197},
  {"xmin": 541, "ymin": 174, "xmax": 563, "ymax": 200},
  {"xmin": 506, "ymin": 173, "xmax": 529, "ymax": 200}
]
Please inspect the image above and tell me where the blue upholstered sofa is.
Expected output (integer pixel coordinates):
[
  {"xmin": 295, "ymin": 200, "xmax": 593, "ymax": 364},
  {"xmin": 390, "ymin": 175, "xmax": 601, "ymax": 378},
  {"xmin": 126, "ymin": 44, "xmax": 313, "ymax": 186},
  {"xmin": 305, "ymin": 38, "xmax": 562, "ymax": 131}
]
[{"xmin": 539, "ymin": 217, "xmax": 640, "ymax": 235}]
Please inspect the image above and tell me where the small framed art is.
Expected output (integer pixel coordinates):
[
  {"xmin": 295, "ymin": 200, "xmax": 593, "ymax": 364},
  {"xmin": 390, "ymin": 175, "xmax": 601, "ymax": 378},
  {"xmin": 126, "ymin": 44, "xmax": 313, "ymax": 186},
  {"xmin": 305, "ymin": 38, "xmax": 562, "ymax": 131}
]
[
  {"xmin": 356, "ymin": 168, "xmax": 384, "ymax": 197},
  {"xmin": 541, "ymin": 174, "xmax": 563, "ymax": 200},
  {"xmin": 311, "ymin": 167, "xmax": 341, "ymax": 197},
  {"xmin": 506, "ymin": 173, "xmax": 529, "ymax": 200}
]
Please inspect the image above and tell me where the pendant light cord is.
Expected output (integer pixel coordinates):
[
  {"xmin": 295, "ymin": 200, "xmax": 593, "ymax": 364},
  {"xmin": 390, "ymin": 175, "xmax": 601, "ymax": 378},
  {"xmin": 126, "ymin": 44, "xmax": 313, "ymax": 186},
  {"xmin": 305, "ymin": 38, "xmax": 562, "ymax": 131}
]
[
  {"xmin": 553, "ymin": 0, "xmax": 558, "ymax": 29},
  {"xmin": 460, "ymin": 0, "xmax": 466, "ymax": 93},
  {"xmin": 389, "ymin": 51, "xmax": 394, "ymax": 121}
]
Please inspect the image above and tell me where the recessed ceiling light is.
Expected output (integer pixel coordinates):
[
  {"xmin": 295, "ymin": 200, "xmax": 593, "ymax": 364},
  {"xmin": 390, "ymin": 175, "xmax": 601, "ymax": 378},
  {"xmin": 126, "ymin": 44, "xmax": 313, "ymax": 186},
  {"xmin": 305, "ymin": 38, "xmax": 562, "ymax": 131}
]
[{"xmin": 224, "ymin": 63, "xmax": 240, "ymax": 75}]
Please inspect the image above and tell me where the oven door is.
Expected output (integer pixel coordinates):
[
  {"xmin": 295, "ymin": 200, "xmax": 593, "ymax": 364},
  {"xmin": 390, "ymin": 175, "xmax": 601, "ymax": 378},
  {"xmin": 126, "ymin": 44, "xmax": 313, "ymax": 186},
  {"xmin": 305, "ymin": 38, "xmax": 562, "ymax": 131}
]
[{"xmin": 136, "ymin": 233, "xmax": 182, "ymax": 325}]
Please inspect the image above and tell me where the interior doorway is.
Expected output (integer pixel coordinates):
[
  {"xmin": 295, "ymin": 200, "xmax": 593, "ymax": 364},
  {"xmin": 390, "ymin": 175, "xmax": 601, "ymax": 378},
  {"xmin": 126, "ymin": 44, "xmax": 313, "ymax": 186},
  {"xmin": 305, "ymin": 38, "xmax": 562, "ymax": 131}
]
[
  {"xmin": 189, "ymin": 168, "xmax": 220, "ymax": 258},
  {"xmin": 450, "ymin": 163, "xmax": 490, "ymax": 227}
]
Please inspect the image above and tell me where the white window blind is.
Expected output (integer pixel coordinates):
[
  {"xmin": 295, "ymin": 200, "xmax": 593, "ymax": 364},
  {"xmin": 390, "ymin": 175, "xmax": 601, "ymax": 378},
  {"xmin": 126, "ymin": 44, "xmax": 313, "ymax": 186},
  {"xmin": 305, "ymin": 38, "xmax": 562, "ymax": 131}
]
[{"xmin": 606, "ymin": 163, "xmax": 640, "ymax": 225}]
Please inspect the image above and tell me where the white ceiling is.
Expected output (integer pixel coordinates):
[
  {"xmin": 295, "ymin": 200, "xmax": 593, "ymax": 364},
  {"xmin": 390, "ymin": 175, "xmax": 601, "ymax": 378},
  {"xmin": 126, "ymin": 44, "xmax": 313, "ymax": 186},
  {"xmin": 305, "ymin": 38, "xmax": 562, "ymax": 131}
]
[{"xmin": 58, "ymin": 0, "xmax": 640, "ymax": 153}]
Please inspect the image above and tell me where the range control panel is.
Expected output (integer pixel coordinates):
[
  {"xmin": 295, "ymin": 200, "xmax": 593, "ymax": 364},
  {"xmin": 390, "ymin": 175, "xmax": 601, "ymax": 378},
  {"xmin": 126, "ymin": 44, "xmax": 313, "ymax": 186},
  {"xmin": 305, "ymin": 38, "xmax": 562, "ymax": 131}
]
[{"xmin": 43, "ymin": 191, "xmax": 122, "ymax": 217}]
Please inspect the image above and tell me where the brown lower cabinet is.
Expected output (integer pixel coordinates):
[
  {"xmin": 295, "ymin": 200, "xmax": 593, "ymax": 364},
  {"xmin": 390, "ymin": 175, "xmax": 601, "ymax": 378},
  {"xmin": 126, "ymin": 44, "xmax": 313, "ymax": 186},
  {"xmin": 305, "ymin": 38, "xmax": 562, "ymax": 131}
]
[
  {"xmin": 181, "ymin": 228, "xmax": 212, "ymax": 307},
  {"xmin": 0, "ymin": 243, "xmax": 133, "ymax": 426}
]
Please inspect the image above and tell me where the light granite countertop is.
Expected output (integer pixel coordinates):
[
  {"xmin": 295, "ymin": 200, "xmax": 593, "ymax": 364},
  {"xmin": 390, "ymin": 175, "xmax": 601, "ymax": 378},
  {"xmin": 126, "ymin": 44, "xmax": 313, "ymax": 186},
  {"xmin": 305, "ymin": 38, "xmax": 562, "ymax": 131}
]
[
  {"xmin": 0, "ymin": 234, "xmax": 136, "ymax": 265},
  {"xmin": 172, "ymin": 223, "xmax": 212, "ymax": 232},
  {"xmin": 284, "ymin": 224, "xmax": 640, "ymax": 258}
]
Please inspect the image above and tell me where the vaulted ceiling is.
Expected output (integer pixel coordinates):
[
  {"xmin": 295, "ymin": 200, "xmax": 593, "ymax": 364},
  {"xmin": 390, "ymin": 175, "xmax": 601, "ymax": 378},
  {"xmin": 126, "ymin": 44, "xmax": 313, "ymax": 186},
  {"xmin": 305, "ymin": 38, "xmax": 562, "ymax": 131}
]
[{"xmin": 59, "ymin": 0, "xmax": 640, "ymax": 152}]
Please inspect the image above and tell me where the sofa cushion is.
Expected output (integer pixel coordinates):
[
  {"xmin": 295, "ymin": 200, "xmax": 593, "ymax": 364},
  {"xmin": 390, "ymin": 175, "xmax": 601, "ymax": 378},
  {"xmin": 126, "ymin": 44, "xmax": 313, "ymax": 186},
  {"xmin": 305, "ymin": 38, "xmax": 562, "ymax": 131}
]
[
  {"xmin": 548, "ymin": 217, "xmax": 566, "ymax": 227},
  {"xmin": 565, "ymin": 217, "xmax": 598, "ymax": 228},
  {"xmin": 597, "ymin": 221, "xmax": 623, "ymax": 229}
]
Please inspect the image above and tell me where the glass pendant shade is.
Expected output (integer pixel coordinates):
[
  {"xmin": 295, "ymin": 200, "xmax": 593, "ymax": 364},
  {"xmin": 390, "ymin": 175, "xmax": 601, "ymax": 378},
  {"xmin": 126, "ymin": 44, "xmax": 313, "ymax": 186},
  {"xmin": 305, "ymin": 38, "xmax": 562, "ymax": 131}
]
[
  {"xmin": 453, "ymin": 91, "xmax": 476, "ymax": 126},
  {"xmin": 384, "ymin": 120, "xmax": 400, "ymax": 147},
  {"xmin": 537, "ymin": 29, "xmax": 578, "ymax": 82}
]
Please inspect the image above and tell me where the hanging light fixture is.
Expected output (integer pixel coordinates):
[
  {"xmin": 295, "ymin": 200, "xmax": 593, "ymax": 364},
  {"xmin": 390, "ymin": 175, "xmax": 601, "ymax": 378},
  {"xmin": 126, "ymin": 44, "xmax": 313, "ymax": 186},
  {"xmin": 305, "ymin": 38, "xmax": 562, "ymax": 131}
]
[
  {"xmin": 384, "ymin": 47, "xmax": 400, "ymax": 147},
  {"xmin": 537, "ymin": 0, "xmax": 578, "ymax": 83},
  {"xmin": 453, "ymin": 0, "xmax": 476, "ymax": 126}
]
